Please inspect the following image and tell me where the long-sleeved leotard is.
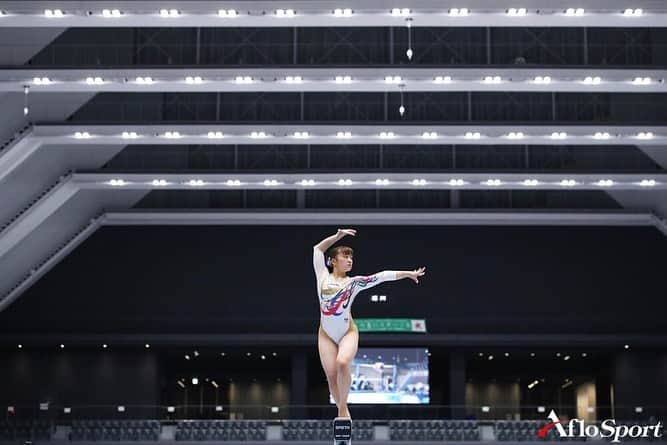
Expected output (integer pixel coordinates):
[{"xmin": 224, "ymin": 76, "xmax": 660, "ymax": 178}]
[{"xmin": 313, "ymin": 247, "xmax": 398, "ymax": 344}]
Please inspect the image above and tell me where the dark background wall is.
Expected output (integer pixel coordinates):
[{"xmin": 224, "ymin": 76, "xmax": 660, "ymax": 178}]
[
  {"xmin": 0, "ymin": 349, "xmax": 159, "ymax": 410},
  {"xmin": 0, "ymin": 225, "xmax": 665, "ymax": 335}
]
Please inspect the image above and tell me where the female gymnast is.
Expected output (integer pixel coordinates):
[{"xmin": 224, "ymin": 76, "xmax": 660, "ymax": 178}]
[{"xmin": 313, "ymin": 228, "xmax": 426, "ymax": 421}]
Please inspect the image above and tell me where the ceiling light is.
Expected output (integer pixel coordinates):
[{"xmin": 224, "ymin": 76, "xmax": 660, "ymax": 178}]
[
  {"xmin": 276, "ymin": 9, "xmax": 295, "ymax": 17},
  {"xmin": 565, "ymin": 8, "xmax": 585, "ymax": 16},
  {"xmin": 449, "ymin": 8, "xmax": 469, "ymax": 16},
  {"xmin": 218, "ymin": 9, "xmax": 237, "ymax": 17},
  {"xmin": 45, "ymin": 9, "xmax": 64, "ymax": 18},
  {"xmin": 391, "ymin": 8, "xmax": 411, "ymax": 17},
  {"xmin": 334, "ymin": 8, "xmax": 353, "ymax": 17},
  {"xmin": 102, "ymin": 9, "xmax": 122, "ymax": 18},
  {"xmin": 159, "ymin": 9, "xmax": 180, "ymax": 18}
]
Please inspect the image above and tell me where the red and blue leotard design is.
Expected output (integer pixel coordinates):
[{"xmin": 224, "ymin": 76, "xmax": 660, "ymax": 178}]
[
  {"xmin": 313, "ymin": 247, "xmax": 398, "ymax": 344},
  {"xmin": 320, "ymin": 275, "xmax": 380, "ymax": 316}
]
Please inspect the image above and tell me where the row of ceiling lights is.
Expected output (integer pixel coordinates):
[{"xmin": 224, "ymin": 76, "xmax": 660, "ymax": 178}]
[
  {"xmin": 70, "ymin": 130, "xmax": 658, "ymax": 140},
  {"xmin": 0, "ymin": 8, "xmax": 648, "ymax": 19},
  {"xmin": 185, "ymin": 351, "xmax": 279, "ymax": 360},
  {"xmin": 478, "ymin": 352, "xmax": 589, "ymax": 360},
  {"xmin": 15, "ymin": 344, "xmax": 283, "ymax": 355},
  {"xmin": 103, "ymin": 178, "xmax": 660, "ymax": 188},
  {"xmin": 477, "ymin": 344, "xmax": 631, "ymax": 361},
  {"xmin": 16, "ymin": 343, "xmax": 152, "ymax": 349},
  {"xmin": 14, "ymin": 345, "xmax": 632, "ymax": 352},
  {"xmin": 26, "ymin": 75, "xmax": 662, "ymax": 86}
]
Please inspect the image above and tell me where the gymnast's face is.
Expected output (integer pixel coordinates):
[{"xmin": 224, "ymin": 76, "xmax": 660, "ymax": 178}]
[{"xmin": 332, "ymin": 253, "xmax": 353, "ymax": 274}]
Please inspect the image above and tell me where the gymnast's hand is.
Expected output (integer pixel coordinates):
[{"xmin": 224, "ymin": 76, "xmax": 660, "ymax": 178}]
[
  {"xmin": 337, "ymin": 228, "xmax": 357, "ymax": 238},
  {"xmin": 408, "ymin": 266, "xmax": 427, "ymax": 283}
]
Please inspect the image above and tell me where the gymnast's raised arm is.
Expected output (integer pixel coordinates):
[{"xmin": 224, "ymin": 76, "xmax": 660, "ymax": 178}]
[
  {"xmin": 313, "ymin": 228, "xmax": 357, "ymax": 283},
  {"xmin": 353, "ymin": 267, "xmax": 427, "ymax": 288},
  {"xmin": 313, "ymin": 228, "xmax": 356, "ymax": 253}
]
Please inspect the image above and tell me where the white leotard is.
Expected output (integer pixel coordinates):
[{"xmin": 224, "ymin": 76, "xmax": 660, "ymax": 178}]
[{"xmin": 313, "ymin": 247, "xmax": 398, "ymax": 344}]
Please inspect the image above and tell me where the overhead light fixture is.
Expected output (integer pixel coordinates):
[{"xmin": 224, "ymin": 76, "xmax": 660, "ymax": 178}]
[
  {"xmin": 109, "ymin": 179, "xmax": 126, "ymax": 186},
  {"xmin": 338, "ymin": 178, "xmax": 353, "ymax": 186},
  {"xmin": 411, "ymin": 179, "xmax": 427, "ymax": 186},
  {"xmin": 449, "ymin": 8, "xmax": 469, "ymax": 16},
  {"xmin": 135, "ymin": 76, "xmax": 154, "ymax": 85},
  {"xmin": 164, "ymin": 131, "xmax": 181, "ymax": 139},
  {"xmin": 464, "ymin": 131, "xmax": 481, "ymax": 139},
  {"xmin": 276, "ymin": 9, "xmax": 295, "ymax": 17},
  {"xmin": 336, "ymin": 131, "xmax": 352, "ymax": 138},
  {"xmin": 623, "ymin": 8, "xmax": 643, "ymax": 16},
  {"xmin": 375, "ymin": 178, "xmax": 390, "ymax": 186},
  {"xmin": 293, "ymin": 131, "xmax": 309, "ymax": 138},
  {"xmin": 335, "ymin": 75, "xmax": 352, "ymax": 83},
  {"xmin": 122, "ymin": 131, "xmax": 138, "ymax": 139},
  {"xmin": 218, "ymin": 9, "xmax": 237, "ymax": 17},
  {"xmin": 506, "ymin": 8, "xmax": 527, "ymax": 16},
  {"xmin": 483, "ymin": 75, "xmax": 502, "ymax": 84},
  {"xmin": 636, "ymin": 132, "xmax": 654, "ymax": 139},
  {"xmin": 226, "ymin": 179, "xmax": 241, "ymax": 186},
  {"xmin": 583, "ymin": 76, "xmax": 601, "ymax": 85},
  {"xmin": 299, "ymin": 179, "xmax": 316, "ymax": 186},
  {"xmin": 506, "ymin": 131, "xmax": 524, "ymax": 139},
  {"xmin": 86, "ymin": 76, "xmax": 104, "ymax": 85},
  {"xmin": 250, "ymin": 131, "xmax": 267, "ymax": 138},
  {"xmin": 285, "ymin": 76, "xmax": 303, "ymax": 84},
  {"xmin": 235, "ymin": 76, "xmax": 253, "ymax": 84},
  {"xmin": 384, "ymin": 75, "xmax": 402, "ymax": 84},
  {"xmin": 102, "ymin": 9, "xmax": 122, "ymax": 18},
  {"xmin": 434, "ymin": 75, "xmax": 452, "ymax": 83},
  {"xmin": 379, "ymin": 131, "xmax": 395, "ymax": 139},
  {"xmin": 551, "ymin": 132, "xmax": 567, "ymax": 139},
  {"xmin": 522, "ymin": 179, "xmax": 539, "ymax": 186},
  {"xmin": 560, "ymin": 179, "xmax": 577, "ymax": 187},
  {"xmin": 391, "ymin": 8, "xmax": 411, "ymax": 17},
  {"xmin": 483, "ymin": 179, "xmax": 502, "ymax": 186},
  {"xmin": 186, "ymin": 76, "xmax": 203, "ymax": 84},
  {"xmin": 207, "ymin": 131, "xmax": 224, "ymax": 139},
  {"xmin": 33, "ymin": 77, "xmax": 52, "ymax": 85},
  {"xmin": 333, "ymin": 8, "xmax": 353, "ymax": 17},
  {"xmin": 639, "ymin": 179, "xmax": 656, "ymax": 187},
  {"xmin": 632, "ymin": 76, "xmax": 651, "ymax": 85},
  {"xmin": 595, "ymin": 179, "xmax": 614, "ymax": 187},
  {"xmin": 159, "ymin": 9, "xmax": 180, "ymax": 18},
  {"xmin": 263, "ymin": 179, "xmax": 280, "ymax": 186},
  {"xmin": 533, "ymin": 76, "xmax": 552, "ymax": 84},
  {"xmin": 44, "ymin": 9, "xmax": 64, "ymax": 18},
  {"xmin": 565, "ymin": 8, "xmax": 585, "ymax": 16},
  {"xmin": 74, "ymin": 131, "xmax": 91, "ymax": 139}
]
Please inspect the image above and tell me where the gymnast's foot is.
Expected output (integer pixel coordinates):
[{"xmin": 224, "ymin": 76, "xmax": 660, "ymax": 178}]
[{"xmin": 337, "ymin": 407, "xmax": 351, "ymax": 419}]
